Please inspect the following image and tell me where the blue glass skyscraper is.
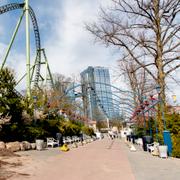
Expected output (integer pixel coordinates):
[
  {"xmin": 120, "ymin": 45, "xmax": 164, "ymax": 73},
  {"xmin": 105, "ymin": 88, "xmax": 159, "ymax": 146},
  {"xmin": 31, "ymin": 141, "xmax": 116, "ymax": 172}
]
[{"xmin": 81, "ymin": 66, "xmax": 114, "ymax": 121}]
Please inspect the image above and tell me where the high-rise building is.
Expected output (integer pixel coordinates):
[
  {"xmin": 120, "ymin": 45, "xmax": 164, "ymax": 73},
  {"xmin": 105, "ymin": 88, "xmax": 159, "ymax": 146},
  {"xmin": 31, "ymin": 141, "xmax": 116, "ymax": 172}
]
[{"xmin": 80, "ymin": 66, "xmax": 115, "ymax": 121}]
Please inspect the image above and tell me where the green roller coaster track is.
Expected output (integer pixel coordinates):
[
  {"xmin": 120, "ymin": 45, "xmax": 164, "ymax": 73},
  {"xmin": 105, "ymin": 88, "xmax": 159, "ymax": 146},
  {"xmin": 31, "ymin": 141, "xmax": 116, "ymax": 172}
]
[{"xmin": 0, "ymin": 1, "xmax": 54, "ymax": 99}]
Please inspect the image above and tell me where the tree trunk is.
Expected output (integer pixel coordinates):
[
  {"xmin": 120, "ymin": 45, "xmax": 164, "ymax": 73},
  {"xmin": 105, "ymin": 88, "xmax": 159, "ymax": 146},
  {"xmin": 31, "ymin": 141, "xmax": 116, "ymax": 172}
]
[{"xmin": 154, "ymin": 0, "xmax": 166, "ymax": 133}]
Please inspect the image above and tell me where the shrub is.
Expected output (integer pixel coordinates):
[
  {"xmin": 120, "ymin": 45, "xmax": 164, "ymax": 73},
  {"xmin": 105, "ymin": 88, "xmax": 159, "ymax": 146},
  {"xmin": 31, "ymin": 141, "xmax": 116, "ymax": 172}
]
[
  {"xmin": 26, "ymin": 126, "xmax": 48, "ymax": 142},
  {"xmin": 60, "ymin": 120, "xmax": 81, "ymax": 137},
  {"xmin": 82, "ymin": 126, "xmax": 95, "ymax": 136},
  {"xmin": 134, "ymin": 126, "xmax": 144, "ymax": 138},
  {"xmin": 172, "ymin": 135, "xmax": 180, "ymax": 158},
  {"xmin": 166, "ymin": 113, "xmax": 180, "ymax": 158}
]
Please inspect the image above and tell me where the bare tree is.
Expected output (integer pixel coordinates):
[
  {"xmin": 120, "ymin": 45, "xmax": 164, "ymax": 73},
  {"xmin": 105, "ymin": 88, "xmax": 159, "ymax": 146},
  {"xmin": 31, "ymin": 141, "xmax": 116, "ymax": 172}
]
[
  {"xmin": 53, "ymin": 73, "xmax": 72, "ymax": 94},
  {"xmin": 118, "ymin": 59, "xmax": 155, "ymax": 105},
  {"xmin": 86, "ymin": 0, "xmax": 180, "ymax": 105},
  {"xmin": 86, "ymin": 0, "xmax": 180, "ymax": 132}
]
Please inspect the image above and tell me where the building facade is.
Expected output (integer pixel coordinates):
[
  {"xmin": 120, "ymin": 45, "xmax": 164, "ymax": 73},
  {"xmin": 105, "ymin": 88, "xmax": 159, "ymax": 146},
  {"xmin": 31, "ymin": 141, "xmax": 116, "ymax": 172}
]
[{"xmin": 80, "ymin": 66, "xmax": 115, "ymax": 121}]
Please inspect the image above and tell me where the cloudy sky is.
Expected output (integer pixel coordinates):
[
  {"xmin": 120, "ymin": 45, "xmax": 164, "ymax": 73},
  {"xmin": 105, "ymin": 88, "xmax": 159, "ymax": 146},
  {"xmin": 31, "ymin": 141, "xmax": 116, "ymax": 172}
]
[{"xmin": 0, "ymin": 0, "xmax": 179, "ymax": 104}]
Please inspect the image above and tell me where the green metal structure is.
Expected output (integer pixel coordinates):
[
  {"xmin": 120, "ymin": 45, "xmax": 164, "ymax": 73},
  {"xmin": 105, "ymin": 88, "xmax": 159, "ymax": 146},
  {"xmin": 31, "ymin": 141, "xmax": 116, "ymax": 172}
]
[
  {"xmin": 0, "ymin": 1, "xmax": 54, "ymax": 99},
  {"xmin": 62, "ymin": 82, "xmax": 135, "ymax": 121}
]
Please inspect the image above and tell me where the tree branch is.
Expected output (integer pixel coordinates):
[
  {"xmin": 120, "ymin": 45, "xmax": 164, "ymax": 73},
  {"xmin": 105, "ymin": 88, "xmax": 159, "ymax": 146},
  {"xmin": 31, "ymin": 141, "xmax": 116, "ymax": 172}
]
[{"xmin": 165, "ymin": 64, "xmax": 180, "ymax": 75}]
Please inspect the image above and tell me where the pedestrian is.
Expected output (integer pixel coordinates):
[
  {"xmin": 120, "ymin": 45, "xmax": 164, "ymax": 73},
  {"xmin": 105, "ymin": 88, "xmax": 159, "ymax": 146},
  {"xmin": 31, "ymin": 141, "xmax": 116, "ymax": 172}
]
[
  {"xmin": 79, "ymin": 132, "xmax": 83, "ymax": 142},
  {"xmin": 108, "ymin": 131, "xmax": 114, "ymax": 140},
  {"xmin": 56, "ymin": 132, "xmax": 63, "ymax": 146}
]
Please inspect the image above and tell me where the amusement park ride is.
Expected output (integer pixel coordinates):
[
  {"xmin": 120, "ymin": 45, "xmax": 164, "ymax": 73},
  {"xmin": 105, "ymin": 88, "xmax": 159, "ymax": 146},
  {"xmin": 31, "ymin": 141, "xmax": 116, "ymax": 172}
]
[{"xmin": 0, "ymin": 0, "xmax": 54, "ymax": 99}]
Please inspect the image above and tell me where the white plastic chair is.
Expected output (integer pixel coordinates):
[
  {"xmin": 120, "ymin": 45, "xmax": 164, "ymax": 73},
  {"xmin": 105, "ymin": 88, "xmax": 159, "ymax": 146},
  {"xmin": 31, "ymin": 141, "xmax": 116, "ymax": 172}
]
[
  {"xmin": 63, "ymin": 137, "xmax": 72, "ymax": 144},
  {"xmin": 147, "ymin": 142, "xmax": 159, "ymax": 153},
  {"xmin": 47, "ymin": 137, "xmax": 59, "ymax": 148},
  {"xmin": 135, "ymin": 138, "xmax": 143, "ymax": 146}
]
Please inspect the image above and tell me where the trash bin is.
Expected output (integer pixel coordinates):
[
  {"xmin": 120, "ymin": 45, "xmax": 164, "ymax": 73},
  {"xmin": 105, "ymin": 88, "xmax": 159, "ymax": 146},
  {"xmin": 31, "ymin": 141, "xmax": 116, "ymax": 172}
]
[
  {"xmin": 158, "ymin": 145, "xmax": 168, "ymax": 158},
  {"xmin": 142, "ymin": 136, "xmax": 153, "ymax": 151},
  {"xmin": 163, "ymin": 130, "xmax": 172, "ymax": 156},
  {"xmin": 36, "ymin": 139, "xmax": 44, "ymax": 151}
]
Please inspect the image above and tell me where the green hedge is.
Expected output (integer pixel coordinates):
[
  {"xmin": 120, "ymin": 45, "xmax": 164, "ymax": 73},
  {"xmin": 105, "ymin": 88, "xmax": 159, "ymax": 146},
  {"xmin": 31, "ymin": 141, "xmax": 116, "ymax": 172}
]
[
  {"xmin": 166, "ymin": 113, "xmax": 180, "ymax": 158},
  {"xmin": 0, "ymin": 117, "xmax": 95, "ymax": 143},
  {"xmin": 82, "ymin": 126, "xmax": 95, "ymax": 137}
]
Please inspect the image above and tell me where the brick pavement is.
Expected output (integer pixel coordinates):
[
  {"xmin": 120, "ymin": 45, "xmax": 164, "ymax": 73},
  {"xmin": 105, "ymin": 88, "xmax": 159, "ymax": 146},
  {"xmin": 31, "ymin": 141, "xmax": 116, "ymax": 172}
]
[
  {"xmin": 12, "ymin": 138, "xmax": 135, "ymax": 180},
  {"xmin": 121, "ymin": 140, "xmax": 180, "ymax": 180},
  {"xmin": 10, "ymin": 137, "xmax": 180, "ymax": 180}
]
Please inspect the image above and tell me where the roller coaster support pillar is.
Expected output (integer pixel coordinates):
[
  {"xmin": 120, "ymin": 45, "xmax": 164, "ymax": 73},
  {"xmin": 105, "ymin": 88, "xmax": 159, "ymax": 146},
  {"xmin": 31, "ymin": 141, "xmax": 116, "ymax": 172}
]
[
  {"xmin": 42, "ymin": 49, "xmax": 55, "ymax": 89},
  {"xmin": 25, "ymin": 0, "xmax": 31, "ymax": 99},
  {"xmin": 1, "ymin": 11, "xmax": 25, "ymax": 70}
]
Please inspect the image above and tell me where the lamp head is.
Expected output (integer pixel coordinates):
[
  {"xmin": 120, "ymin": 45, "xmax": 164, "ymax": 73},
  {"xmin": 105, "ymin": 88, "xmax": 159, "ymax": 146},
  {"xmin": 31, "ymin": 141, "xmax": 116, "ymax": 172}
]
[
  {"xmin": 156, "ymin": 84, "xmax": 161, "ymax": 94},
  {"xmin": 33, "ymin": 96, "xmax": 37, "ymax": 102},
  {"xmin": 140, "ymin": 105, "xmax": 145, "ymax": 110},
  {"xmin": 172, "ymin": 95, "xmax": 177, "ymax": 103},
  {"xmin": 144, "ymin": 100, "xmax": 149, "ymax": 106},
  {"xmin": 150, "ymin": 94, "xmax": 153, "ymax": 98}
]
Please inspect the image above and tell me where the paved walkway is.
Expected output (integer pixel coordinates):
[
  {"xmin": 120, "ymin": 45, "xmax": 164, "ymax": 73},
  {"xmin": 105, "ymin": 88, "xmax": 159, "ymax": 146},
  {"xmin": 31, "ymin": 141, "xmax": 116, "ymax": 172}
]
[
  {"xmin": 11, "ymin": 138, "xmax": 135, "ymax": 180},
  {"xmin": 9, "ymin": 138, "xmax": 180, "ymax": 180},
  {"xmin": 123, "ymin": 141, "xmax": 180, "ymax": 180}
]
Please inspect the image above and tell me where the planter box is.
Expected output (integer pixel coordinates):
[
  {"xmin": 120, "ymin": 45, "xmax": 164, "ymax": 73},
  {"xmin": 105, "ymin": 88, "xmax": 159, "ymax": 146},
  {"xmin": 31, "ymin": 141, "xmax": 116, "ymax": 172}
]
[{"xmin": 158, "ymin": 145, "xmax": 168, "ymax": 158}]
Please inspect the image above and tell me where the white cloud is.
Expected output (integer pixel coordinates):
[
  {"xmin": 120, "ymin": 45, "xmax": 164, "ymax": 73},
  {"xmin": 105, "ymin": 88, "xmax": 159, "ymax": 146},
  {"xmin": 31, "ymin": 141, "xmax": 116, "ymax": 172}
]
[
  {"xmin": 1, "ymin": 0, "xmax": 117, "ymax": 85},
  {"xmin": 44, "ymin": 0, "xmax": 116, "ymax": 77}
]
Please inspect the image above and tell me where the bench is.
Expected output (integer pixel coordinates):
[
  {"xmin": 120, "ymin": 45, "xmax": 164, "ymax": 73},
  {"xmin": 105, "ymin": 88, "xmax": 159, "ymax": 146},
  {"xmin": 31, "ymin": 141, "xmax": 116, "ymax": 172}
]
[{"xmin": 47, "ymin": 137, "xmax": 59, "ymax": 148}]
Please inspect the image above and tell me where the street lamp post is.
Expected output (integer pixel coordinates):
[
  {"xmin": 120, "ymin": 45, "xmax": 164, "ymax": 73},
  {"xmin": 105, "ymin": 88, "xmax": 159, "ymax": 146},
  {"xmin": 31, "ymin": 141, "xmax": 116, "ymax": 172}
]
[
  {"xmin": 87, "ymin": 86, "xmax": 93, "ymax": 122},
  {"xmin": 144, "ymin": 99, "xmax": 152, "ymax": 136},
  {"xmin": 106, "ymin": 117, "xmax": 110, "ymax": 129},
  {"xmin": 140, "ymin": 104, "xmax": 146, "ymax": 135},
  {"xmin": 172, "ymin": 95, "xmax": 177, "ymax": 113},
  {"xmin": 47, "ymin": 101, "xmax": 50, "ymax": 120},
  {"xmin": 149, "ymin": 95, "xmax": 159, "ymax": 141},
  {"xmin": 33, "ymin": 96, "xmax": 37, "ymax": 123}
]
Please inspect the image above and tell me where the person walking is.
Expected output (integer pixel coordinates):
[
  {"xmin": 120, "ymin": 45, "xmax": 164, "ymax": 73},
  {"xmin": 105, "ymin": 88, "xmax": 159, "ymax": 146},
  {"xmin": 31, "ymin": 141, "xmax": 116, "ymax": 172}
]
[{"xmin": 56, "ymin": 132, "xmax": 63, "ymax": 146}]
